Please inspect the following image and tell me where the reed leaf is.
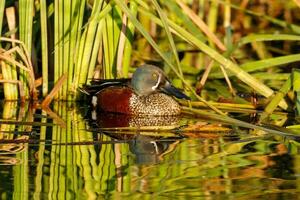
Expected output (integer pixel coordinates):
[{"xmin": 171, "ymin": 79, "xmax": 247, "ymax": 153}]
[
  {"xmin": 260, "ymin": 76, "xmax": 292, "ymax": 121},
  {"xmin": 210, "ymin": 54, "xmax": 300, "ymax": 78},
  {"xmin": 238, "ymin": 34, "xmax": 300, "ymax": 47},
  {"xmin": 183, "ymin": 107, "xmax": 297, "ymax": 138},
  {"xmin": 253, "ymin": 73, "xmax": 290, "ymax": 80},
  {"xmin": 240, "ymin": 54, "xmax": 300, "ymax": 72},
  {"xmin": 152, "ymin": 0, "xmax": 182, "ymax": 77}
]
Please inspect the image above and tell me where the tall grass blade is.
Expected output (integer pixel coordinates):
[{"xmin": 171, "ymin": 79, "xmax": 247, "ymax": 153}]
[
  {"xmin": 40, "ymin": 0, "xmax": 49, "ymax": 97},
  {"xmin": 121, "ymin": 1, "xmax": 137, "ymax": 77},
  {"xmin": 0, "ymin": 0, "xmax": 5, "ymax": 38},
  {"xmin": 101, "ymin": 3, "xmax": 122, "ymax": 79},
  {"xmin": 3, "ymin": 7, "xmax": 18, "ymax": 99},
  {"xmin": 73, "ymin": 0, "xmax": 105, "ymax": 98},
  {"xmin": 260, "ymin": 76, "xmax": 292, "ymax": 121},
  {"xmin": 19, "ymin": 0, "xmax": 34, "ymax": 98},
  {"xmin": 152, "ymin": 0, "xmax": 182, "ymax": 77},
  {"xmin": 238, "ymin": 34, "xmax": 300, "ymax": 47},
  {"xmin": 211, "ymin": 54, "xmax": 300, "ymax": 78},
  {"xmin": 293, "ymin": 69, "xmax": 300, "ymax": 116}
]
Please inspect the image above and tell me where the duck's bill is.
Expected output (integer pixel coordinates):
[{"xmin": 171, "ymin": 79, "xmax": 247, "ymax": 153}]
[{"xmin": 161, "ymin": 82, "xmax": 190, "ymax": 100}]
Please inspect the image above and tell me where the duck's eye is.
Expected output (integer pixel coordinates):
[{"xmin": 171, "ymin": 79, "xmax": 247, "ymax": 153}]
[{"xmin": 152, "ymin": 73, "xmax": 158, "ymax": 79}]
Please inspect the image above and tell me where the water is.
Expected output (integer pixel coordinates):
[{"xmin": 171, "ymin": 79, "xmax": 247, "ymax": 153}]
[{"xmin": 1, "ymin": 101, "xmax": 300, "ymax": 199}]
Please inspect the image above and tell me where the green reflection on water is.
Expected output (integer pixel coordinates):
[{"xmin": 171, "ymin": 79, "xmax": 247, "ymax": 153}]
[{"xmin": 0, "ymin": 102, "xmax": 300, "ymax": 199}]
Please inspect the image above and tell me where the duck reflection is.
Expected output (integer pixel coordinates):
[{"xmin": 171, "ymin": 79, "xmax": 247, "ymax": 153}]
[
  {"xmin": 128, "ymin": 134, "xmax": 178, "ymax": 165},
  {"xmin": 89, "ymin": 111, "xmax": 181, "ymax": 165},
  {"xmin": 92, "ymin": 111, "xmax": 180, "ymax": 128}
]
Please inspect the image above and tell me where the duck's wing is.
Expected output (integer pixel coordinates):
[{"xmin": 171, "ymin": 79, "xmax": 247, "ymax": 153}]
[{"xmin": 79, "ymin": 78, "xmax": 131, "ymax": 96}]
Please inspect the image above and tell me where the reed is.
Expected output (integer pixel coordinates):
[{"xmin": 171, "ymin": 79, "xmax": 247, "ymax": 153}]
[
  {"xmin": 1, "ymin": 7, "xmax": 18, "ymax": 100},
  {"xmin": 0, "ymin": 0, "xmax": 299, "ymax": 119},
  {"xmin": 121, "ymin": 1, "xmax": 137, "ymax": 77},
  {"xmin": 18, "ymin": 0, "xmax": 34, "ymax": 98},
  {"xmin": 260, "ymin": 76, "xmax": 292, "ymax": 122},
  {"xmin": 0, "ymin": 1, "xmax": 5, "ymax": 41},
  {"xmin": 40, "ymin": 0, "xmax": 49, "ymax": 97}
]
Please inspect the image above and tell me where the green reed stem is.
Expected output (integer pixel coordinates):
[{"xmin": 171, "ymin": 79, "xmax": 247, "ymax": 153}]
[
  {"xmin": 1, "ymin": 61, "xmax": 14, "ymax": 100},
  {"xmin": 73, "ymin": 0, "xmax": 104, "ymax": 97},
  {"xmin": 4, "ymin": 7, "xmax": 19, "ymax": 100},
  {"xmin": 0, "ymin": 0, "xmax": 4, "ymax": 37},
  {"xmin": 0, "ymin": 102, "xmax": 17, "ymax": 140},
  {"xmin": 62, "ymin": 0, "xmax": 71, "ymax": 99},
  {"xmin": 86, "ymin": 4, "xmax": 113, "ymax": 81},
  {"xmin": 122, "ymin": 1, "xmax": 137, "ymax": 77},
  {"xmin": 19, "ymin": 0, "xmax": 34, "ymax": 98},
  {"xmin": 152, "ymin": 0, "xmax": 183, "ymax": 78},
  {"xmin": 87, "ymin": 20, "xmax": 104, "ymax": 81},
  {"xmin": 68, "ymin": 0, "xmax": 85, "ymax": 100},
  {"xmin": 102, "ymin": 4, "xmax": 121, "ymax": 79},
  {"xmin": 54, "ymin": 0, "xmax": 64, "ymax": 99},
  {"xmin": 40, "ymin": 0, "xmax": 48, "ymax": 96},
  {"xmin": 58, "ymin": 0, "xmax": 64, "ymax": 98},
  {"xmin": 54, "ymin": 0, "xmax": 59, "ymax": 85},
  {"xmin": 207, "ymin": 0, "xmax": 219, "ymax": 47}
]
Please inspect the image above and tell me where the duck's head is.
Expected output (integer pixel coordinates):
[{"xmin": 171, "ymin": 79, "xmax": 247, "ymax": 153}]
[{"xmin": 131, "ymin": 64, "xmax": 190, "ymax": 100}]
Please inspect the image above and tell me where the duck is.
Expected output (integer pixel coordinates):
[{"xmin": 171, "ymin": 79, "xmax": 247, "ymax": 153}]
[{"xmin": 81, "ymin": 64, "xmax": 189, "ymax": 115}]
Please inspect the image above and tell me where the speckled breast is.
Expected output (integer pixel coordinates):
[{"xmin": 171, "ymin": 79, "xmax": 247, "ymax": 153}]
[{"xmin": 95, "ymin": 86, "xmax": 181, "ymax": 115}]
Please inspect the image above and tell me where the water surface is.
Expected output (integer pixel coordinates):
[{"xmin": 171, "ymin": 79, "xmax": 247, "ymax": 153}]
[{"xmin": 0, "ymin": 101, "xmax": 300, "ymax": 199}]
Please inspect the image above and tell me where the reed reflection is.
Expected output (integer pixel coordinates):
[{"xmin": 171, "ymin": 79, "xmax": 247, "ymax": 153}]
[{"xmin": 0, "ymin": 102, "xmax": 299, "ymax": 199}]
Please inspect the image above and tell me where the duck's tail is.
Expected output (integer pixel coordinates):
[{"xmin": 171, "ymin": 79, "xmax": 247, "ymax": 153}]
[{"xmin": 79, "ymin": 78, "xmax": 131, "ymax": 96}]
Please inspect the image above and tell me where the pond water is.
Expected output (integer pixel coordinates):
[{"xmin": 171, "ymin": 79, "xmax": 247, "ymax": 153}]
[{"xmin": 1, "ymin": 101, "xmax": 300, "ymax": 199}]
